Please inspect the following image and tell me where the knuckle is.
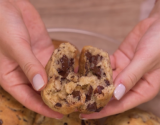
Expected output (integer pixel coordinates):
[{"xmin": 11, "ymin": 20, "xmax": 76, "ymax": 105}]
[
  {"xmin": 127, "ymin": 72, "xmax": 138, "ymax": 87},
  {"xmin": 23, "ymin": 62, "xmax": 36, "ymax": 76}
]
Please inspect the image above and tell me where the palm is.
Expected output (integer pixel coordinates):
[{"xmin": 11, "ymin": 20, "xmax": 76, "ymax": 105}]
[{"xmin": 82, "ymin": 18, "xmax": 160, "ymax": 119}]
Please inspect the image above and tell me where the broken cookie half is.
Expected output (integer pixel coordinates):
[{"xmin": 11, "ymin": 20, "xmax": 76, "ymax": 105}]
[{"xmin": 41, "ymin": 43, "xmax": 114, "ymax": 115}]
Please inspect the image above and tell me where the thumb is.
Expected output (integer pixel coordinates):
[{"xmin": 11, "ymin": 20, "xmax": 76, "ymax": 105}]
[
  {"xmin": 113, "ymin": 51, "xmax": 153, "ymax": 100},
  {"xmin": 11, "ymin": 42, "xmax": 47, "ymax": 91}
]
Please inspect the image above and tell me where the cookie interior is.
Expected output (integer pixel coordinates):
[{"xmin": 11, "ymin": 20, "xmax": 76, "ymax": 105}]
[{"xmin": 42, "ymin": 43, "xmax": 114, "ymax": 114}]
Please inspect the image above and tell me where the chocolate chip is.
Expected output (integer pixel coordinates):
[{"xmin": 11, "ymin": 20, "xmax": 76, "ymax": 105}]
[
  {"xmin": 85, "ymin": 52, "xmax": 103, "ymax": 79},
  {"xmin": 105, "ymin": 79, "xmax": 110, "ymax": 86},
  {"xmin": 90, "ymin": 55, "xmax": 102, "ymax": 68},
  {"xmin": 23, "ymin": 118, "xmax": 28, "ymax": 122},
  {"xmin": 91, "ymin": 66, "xmax": 102, "ymax": 79},
  {"xmin": 55, "ymin": 103, "xmax": 62, "ymax": 107},
  {"xmin": 57, "ymin": 68, "xmax": 66, "ymax": 77},
  {"xmin": 94, "ymin": 86, "xmax": 104, "ymax": 94},
  {"xmin": 95, "ymin": 107, "xmax": 103, "ymax": 112},
  {"xmin": 87, "ymin": 102, "xmax": 97, "ymax": 112},
  {"xmin": 58, "ymin": 56, "xmax": 74, "ymax": 78},
  {"xmin": 16, "ymin": 115, "xmax": 21, "ymax": 120},
  {"xmin": 71, "ymin": 76, "xmax": 74, "ymax": 78},
  {"xmin": 85, "ymin": 52, "xmax": 92, "ymax": 63},
  {"xmin": 85, "ymin": 86, "xmax": 93, "ymax": 102},
  {"xmin": 69, "ymin": 58, "xmax": 74, "ymax": 67},
  {"xmin": 59, "ymin": 55, "xmax": 69, "ymax": 78},
  {"xmin": 55, "ymin": 76, "xmax": 59, "ymax": 80},
  {"xmin": 81, "ymin": 120, "xmax": 86, "ymax": 125},
  {"xmin": 72, "ymin": 91, "xmax": 81, "ymax": 100},
  {"xmin": 60, "ymin": 55, "xmax": 68, "ymax": 70},
  {"xmin": 61, "ymin": 77, "xmax": 66, "ymax": 81},
  {"xmin": 64, "ymin": 123, "xmax": 68, "ymax": 125},
  {"xmin": 85, "ymin": 63, "xmax": 89, "ymax": 76},
  {"xmin": 0, "ymin": 119, "xmax": 3, "ymax": 125},
  {"xmin": 7, "ymin": 107, "xmax": 17, "ymax": 112}
]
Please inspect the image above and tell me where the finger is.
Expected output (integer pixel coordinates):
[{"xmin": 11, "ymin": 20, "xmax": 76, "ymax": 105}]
[
  {"xmin": 113, "ymin": 46, "xmax": 156, "ymax": 100},
  {"xmin": 110, "ymin": 55, "xmax": 116, "ymax": 70},
  {"xmin": 80, "ymin": 70, "xmax": 160, "ymax": 119},
  {"xmin": 111, "ymin": 18, "xmax": 155, "ymax": 81},
  {"xmin": 15, "ymin": 0, "xmax": 53, "ymax": 53},
  {"xmin": 10, "ymin": 41, "xmax": 47, "ymax": 91},
  {"xmin": 0, "ymin": 7, "xmax": 47, "ymax": 91},
  {"xmin": 117, "ymin": 17, "xmax": 155, "ymax": 60},
  {"xmin": 6, "ymin": 84, "xmax": 63, "ymax": 119},
  {"xmin": 15, "ymin": 0, "xmax": 54, "ymax": 67}
]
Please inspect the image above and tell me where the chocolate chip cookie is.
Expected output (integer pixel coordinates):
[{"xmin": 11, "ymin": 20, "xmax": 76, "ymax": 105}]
[
  {"xmin": 77, "ymin": 46, "xmax": 114, "ymax": 113},
  {"xmin": 0, "ymin": 87, "xmax": 36, "ymax": 125},
  {"xmin": 104, "ymin": 108, "xmax": 160, "ymax": 125},
  {"xmin": 41, "ymin": 43, "xmax": 114, "ymax": 114},
  {"xmin": 33, "ymin": 112, "xmax": 99, "ymax": 125}
]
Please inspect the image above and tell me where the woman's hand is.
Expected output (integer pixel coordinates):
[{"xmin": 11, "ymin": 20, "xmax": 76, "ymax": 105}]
[
  {"xmin": 80, "ymin": 0, "xmax": 160, "ymax": 119},
  {"xmin": 0, "ymin": 0, "xmax": 63, "ymax": 119}
]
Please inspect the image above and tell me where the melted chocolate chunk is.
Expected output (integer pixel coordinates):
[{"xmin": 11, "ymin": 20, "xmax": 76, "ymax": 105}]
[
  {"xmin": 69, "ymin": 58, "xmax": 74, "ymax": 67},
  {"xmin": 60, "ymin": 55, "xmax": 69, "ymax": 71},
  {"xmin": 85, "ymin": 52, "xmax": 103, "ymax": 79},
  {"xmin": 94, "ymin": 86, "xmax": 104, "ymax": 94},
  {"xmin": 91, "ymin": 66, "xmax": 102, "ymax": 79},
  {"xmin": 58, "ymin": 55, "xmax": 74, "ymax": 78},
  {"xmin": 87, "ymin": 102, "xmax": 97, "ymax": 112},
  {"xmin": 0, "ymin": 119, "xmax": 3, "ymax": 125},
  {"xmin": 72, "ymin": 91, "xmax": 81, "ymax": 100},
  {"xmin": 85, "ymin": 52, "xmax": 92, "ymax": 63},
  {"xmin": 85, "ymin": 63, "xmax": 89, "ymax": 76},
  {"xmin": 55, "ymin": 103, "xmax": 62, "ymax": 107},
  {"xmin": 85, "ymin": 86, "xmax": 93, "ymax": 102},
  {"xmin": 95, "ymin": 107, "xmax": 103, "ymax": 112},
  {"xmin": 57, "ymin": 68, "xmax": 66, "ymax": 77},
  {"xmin": 105, "ymin": 79, "xmax": 110, "ymax": 86},
  {"xmin": 64, "ymin": 123, "xmax": 68, "ymax": 125},
  {"xmin": 81, "ymin": 120, "xmax": 86, "ymax": 125}
]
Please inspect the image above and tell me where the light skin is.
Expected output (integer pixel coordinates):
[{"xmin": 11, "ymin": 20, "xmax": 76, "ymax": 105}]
[
  {"xmin": 0, "ymin": 0, "xmax": 63, "ymax": 119},
  {"xmin": 0, "ymin": 0, "xmax": 160, "ymax": 120},
  {"xmin": 81, "ymin": 0, "xmax": 160, "ymax": 119}
]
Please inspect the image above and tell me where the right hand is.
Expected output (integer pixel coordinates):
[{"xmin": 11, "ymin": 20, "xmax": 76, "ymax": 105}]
[{"xmin": 0, "ymin": 0, "xmax": 63, "ymax": 119}]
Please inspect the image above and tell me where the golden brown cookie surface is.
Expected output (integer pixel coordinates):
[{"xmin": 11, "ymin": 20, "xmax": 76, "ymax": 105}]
[
  {"xmin": 0, "ymin": 87, "xmax": 36, "ymax": 125},
  {"xmin": 33, "ymin": 112, "xmax": 99, "ymax": 125},
  {"xmin": 104, "ymin": 108, "xmax": 160, "ymax": 125}
]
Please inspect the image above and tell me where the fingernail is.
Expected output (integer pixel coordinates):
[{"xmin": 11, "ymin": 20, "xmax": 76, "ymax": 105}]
[
  {"xmin": 79, "ymin": 114, "xmax": 88, "ymax": 120},
  {"xmin": 114, "ymin": 84, "xmax": 126, "ymax": 100},
  {"xmin": 32, "ymin": 74, "xmax": 45, "ymax": 91}
]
